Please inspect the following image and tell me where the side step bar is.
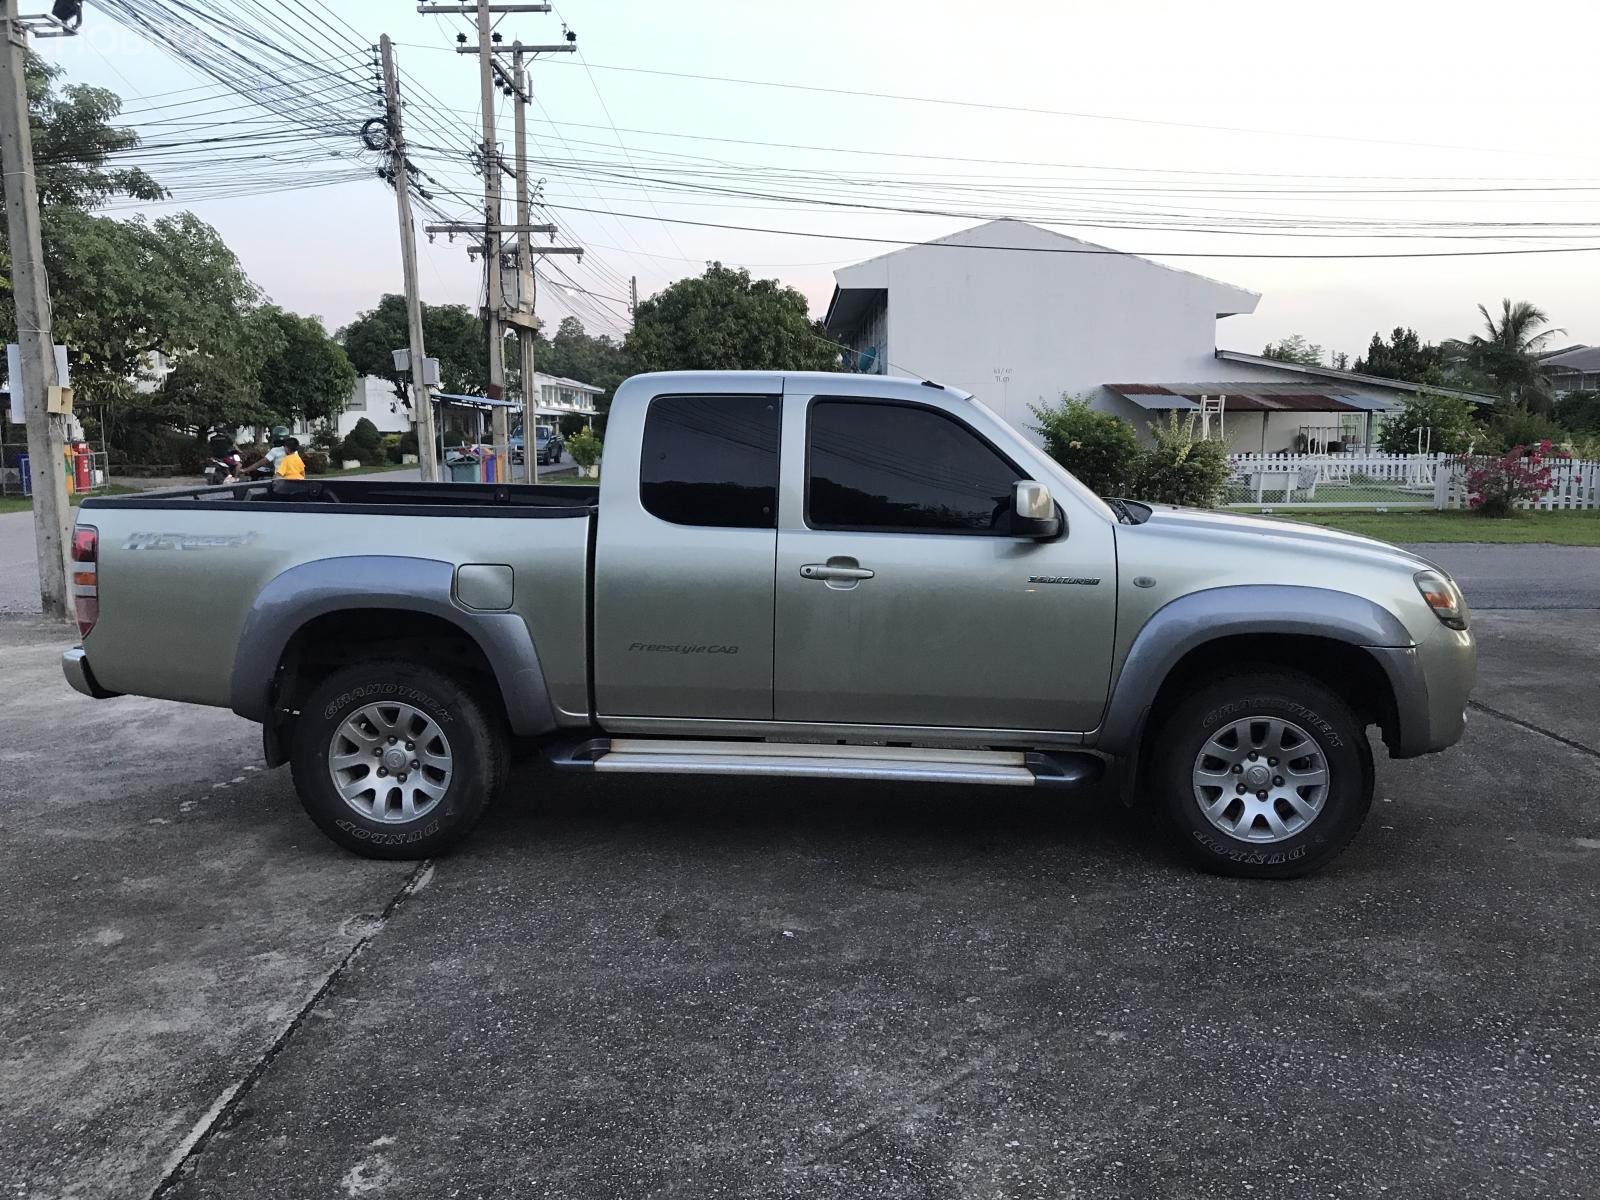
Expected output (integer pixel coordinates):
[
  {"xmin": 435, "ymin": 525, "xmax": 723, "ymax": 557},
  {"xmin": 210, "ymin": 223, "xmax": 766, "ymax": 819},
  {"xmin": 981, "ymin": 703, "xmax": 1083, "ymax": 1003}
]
[{"xmin": 547, "ymin": 737, "xmax": 1103, "ymax": 789}]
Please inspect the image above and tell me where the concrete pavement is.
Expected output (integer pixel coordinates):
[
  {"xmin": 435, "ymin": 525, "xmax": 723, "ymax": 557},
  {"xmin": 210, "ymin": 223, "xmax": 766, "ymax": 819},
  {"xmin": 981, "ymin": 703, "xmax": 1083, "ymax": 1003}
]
[
  {"xmin": 0, "ymin": 509, "xmax": 49, "ymax": 614},
  {"xmin": 4, "ymin": 603, "xmax": 1600, "ymax": 1198}
]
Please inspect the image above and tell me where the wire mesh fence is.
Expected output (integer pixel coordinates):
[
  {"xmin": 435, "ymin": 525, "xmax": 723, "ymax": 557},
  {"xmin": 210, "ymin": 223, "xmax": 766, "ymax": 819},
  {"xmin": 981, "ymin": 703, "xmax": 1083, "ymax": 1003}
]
[{"xmin": 1224, "ymin": 452, "xmax": 1444, "ymax": 509}]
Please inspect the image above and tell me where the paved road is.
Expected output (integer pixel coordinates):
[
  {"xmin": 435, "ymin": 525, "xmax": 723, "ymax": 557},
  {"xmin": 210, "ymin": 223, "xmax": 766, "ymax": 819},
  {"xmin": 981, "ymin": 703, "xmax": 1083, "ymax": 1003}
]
[
  {"xmin": 4, "ymin": 607, "xmax": 1600, "ymax": 1198},
  {"xmin": 0, "ymin": 510, "xmax": 37, "ymax": 613},
  {"xmin": 1404, "ymin": 542, "xmax": 1600, "ymax": 609}
]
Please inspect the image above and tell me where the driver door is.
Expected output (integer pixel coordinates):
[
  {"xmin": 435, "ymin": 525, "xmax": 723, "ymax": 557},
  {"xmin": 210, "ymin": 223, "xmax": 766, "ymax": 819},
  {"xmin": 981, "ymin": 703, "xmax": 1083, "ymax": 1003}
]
[{"xmin": 773, "ymin": 392, "xmax": 1116, "ymax": 734}]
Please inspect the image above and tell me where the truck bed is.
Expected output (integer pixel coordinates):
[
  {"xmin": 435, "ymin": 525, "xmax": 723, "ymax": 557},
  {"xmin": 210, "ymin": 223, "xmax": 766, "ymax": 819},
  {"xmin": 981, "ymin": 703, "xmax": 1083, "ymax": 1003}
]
[{"xmin": 79, "ymin": 477, "xmax": 600, "ymax": 517}]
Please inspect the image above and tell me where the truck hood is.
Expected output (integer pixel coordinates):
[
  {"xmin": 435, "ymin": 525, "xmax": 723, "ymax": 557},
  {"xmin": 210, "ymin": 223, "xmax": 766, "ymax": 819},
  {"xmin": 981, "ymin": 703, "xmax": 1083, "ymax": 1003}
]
[{"xmin": 1138, "ymin": 505, "xmax": 1438, "ymax": 574}]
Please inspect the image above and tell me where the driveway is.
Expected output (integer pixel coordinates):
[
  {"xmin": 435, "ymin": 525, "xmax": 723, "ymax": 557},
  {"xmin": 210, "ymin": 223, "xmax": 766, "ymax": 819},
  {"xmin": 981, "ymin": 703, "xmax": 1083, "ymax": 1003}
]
[{"xmin": 4, "ymin": 602, "xmax": 1599, "ymax": 1198}]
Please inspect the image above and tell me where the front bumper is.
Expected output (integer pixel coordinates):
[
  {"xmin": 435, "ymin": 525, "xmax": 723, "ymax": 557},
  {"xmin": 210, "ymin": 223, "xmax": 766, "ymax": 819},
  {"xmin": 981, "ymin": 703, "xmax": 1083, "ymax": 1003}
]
[
  {"xmin": 1368, "ymin": 622, "xmax": 1476, "ymax": 758},
  {"xmin": 62, "ymin": 647, "xmax": 119, "ymax": 699}
]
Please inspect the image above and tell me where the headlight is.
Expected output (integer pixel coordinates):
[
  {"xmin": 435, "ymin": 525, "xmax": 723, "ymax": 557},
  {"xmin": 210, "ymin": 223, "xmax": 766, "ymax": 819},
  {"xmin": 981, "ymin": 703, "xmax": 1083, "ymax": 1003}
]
[{"xmin": 1414, "ymin": 570, "xmax": 1467, "ymax": 630}]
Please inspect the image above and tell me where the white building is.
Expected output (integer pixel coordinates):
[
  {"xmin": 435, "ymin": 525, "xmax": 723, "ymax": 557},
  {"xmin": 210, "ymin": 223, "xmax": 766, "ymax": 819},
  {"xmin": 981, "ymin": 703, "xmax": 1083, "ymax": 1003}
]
[
  {"xmin": 527, "ymin": 373, "xmax": 603, "ymax": 427},
  {"xmin": 824, "ymin": 220, "xmax": 1492, "ymax": 453}
]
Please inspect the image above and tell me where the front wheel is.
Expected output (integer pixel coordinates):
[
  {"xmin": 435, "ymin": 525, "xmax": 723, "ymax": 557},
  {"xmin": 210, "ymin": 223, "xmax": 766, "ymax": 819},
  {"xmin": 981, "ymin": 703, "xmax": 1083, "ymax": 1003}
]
[
  {"xmin": 1146, "ymin": 672, "xmax": 1373, "ymax": 879},
  {"xmin": 290, "ymin": 660, "xmax": 503, "ymax": 860}
]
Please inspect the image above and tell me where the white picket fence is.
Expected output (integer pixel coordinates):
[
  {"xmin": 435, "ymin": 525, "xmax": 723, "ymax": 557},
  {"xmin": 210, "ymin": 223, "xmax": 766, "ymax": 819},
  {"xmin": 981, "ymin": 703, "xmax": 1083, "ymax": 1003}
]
[
  {"xmin": 1435, "ymin": 458, "xmax": 1600, "ymax": 511},
  {"xmin": 1225, "ymin": 451, "xmax": 1600, "ymax": 511}
]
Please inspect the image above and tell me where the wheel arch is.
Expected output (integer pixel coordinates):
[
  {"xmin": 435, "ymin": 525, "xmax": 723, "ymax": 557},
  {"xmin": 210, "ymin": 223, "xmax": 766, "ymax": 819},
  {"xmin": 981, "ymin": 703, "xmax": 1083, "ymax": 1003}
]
[
  {"xmin": 232, "ymin": 556, "xmax": 558, "ymax": 759},
  {"xmin": 1098, "ymin": 585, "xmax": 1424, "ymax": 766}
]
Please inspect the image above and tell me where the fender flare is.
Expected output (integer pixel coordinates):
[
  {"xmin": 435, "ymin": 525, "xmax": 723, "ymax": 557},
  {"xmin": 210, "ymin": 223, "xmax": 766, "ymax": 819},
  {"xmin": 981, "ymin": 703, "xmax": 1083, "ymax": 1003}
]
[
  {"xmin": 230, "ymin": 555, "xmax": 557, "ymax": 737},
  {"xmin": 1095, "ymin": 584, "xmax": 1424, "ymax": 760}
]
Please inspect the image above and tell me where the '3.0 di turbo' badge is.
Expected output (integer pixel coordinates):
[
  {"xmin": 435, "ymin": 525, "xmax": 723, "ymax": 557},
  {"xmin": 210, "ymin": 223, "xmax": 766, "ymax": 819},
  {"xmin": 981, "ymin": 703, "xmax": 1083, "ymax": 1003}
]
[{"xmin": 1028, "ymin": 575, "xmax": 1100, "ymax": 586}]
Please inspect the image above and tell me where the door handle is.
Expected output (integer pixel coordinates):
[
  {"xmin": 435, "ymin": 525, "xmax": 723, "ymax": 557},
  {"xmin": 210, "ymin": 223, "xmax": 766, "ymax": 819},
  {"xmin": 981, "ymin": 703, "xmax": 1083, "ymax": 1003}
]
[{"xmin": 800, "ymin": 563, "xmax": 874, "ymax": 581}]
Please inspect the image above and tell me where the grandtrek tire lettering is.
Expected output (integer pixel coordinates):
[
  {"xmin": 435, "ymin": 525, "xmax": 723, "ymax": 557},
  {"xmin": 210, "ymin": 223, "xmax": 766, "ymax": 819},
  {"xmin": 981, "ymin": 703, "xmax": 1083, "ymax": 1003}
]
[
  {"xmin": 1148, "ymin": 671, "xmax": 1373, "ymax": 880},
  {"xmin": 320, "ymin": 683, "xmax": 452, "ymax": 722},
  {"xmin": 292, "ymin": 660, "xmax": 501, "ymax": 861}
]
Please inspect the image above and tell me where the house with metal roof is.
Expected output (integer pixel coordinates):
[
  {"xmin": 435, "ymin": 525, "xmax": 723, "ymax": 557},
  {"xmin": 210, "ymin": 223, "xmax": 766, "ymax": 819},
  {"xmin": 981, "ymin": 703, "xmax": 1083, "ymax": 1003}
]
[
  {"xmin": 822, "ymin": 219, "xmax": 1494, "ymax": 453},
  {"xmin": 1537, "ymin": 345, "xmax": 1600, "ymax": 396}
]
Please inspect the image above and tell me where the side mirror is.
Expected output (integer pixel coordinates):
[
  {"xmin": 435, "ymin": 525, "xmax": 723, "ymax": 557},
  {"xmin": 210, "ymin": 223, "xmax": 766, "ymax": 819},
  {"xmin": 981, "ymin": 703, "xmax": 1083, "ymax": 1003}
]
[{"xmin": 1012, "ymin": 480, "xmax": 1063, "ymax": 540}]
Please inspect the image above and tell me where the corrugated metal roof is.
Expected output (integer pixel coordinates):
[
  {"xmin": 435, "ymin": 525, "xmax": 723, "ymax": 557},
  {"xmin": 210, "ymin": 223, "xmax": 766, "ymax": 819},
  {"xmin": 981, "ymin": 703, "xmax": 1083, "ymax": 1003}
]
[{"xmin": 1105, "ymin": 382, "xmax": 1398, "ymax": 414}]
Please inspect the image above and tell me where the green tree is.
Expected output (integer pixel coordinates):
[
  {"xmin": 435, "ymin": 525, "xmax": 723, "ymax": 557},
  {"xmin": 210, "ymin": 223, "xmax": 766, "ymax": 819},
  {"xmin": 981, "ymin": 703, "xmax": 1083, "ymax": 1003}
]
[
  {"xmin": 1378, "ymin": 390, "xmax": 1482, "ymax": 454},
  {"xmin": 26, "ymin": 57, "xmax": 162, "ymax": 210},
  {"xmin": 257, "ymin": 309, "xmax": 356, "ymax": 425},
  {"xmin": 42, "ymin": 210, "xmax": 268, "ymax": 430},
  {"xmin": 1354, "ymin": 327, "xmax": 1444, "ymax": 384},
  {"xmin": 3, "ymin": 59, "xmax": 300, "ymax": 452},
  {"xmin": 338, "ymin": 294, "xmax": 490, "ymax": 397},
  {"xmin": 536, "ymin": 316, "xmax": 627, "ymax": 392},
  {"xmin": 1261, "ymin": 334, "xmax": 1325, "ymax": 366},
  {"xmin": 624, "ymin": 263, "xmax": 838, "ymax": 374},
  {"xmin": 1466, "ymin": 299, "xmax": 1562, "ymax": 409},
  {"xmin": 1030, "ymin": 393, "xmax": 1140, "ymax": 496}
]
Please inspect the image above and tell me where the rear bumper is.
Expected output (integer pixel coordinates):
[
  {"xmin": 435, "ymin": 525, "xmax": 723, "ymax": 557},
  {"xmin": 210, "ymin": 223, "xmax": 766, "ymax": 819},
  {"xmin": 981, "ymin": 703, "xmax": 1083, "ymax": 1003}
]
[{"xmin": 62, "ymin": 647, "xmax": 120, "ymax": 699}]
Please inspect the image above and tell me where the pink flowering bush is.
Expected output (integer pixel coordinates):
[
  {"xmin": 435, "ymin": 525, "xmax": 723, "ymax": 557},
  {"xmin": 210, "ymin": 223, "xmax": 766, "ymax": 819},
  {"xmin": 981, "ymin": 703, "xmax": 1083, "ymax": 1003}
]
[{"xmin": 1455, "ymin": 441, "xmax": 1567, "ymax": 517}]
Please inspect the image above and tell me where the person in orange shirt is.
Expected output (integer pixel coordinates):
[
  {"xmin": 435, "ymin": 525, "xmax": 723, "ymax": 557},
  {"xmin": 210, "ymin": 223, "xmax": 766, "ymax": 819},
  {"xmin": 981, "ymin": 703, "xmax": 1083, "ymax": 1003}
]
[{"xmin": 275, "ymin": 436, "xmax": 306, "ymax": 480}]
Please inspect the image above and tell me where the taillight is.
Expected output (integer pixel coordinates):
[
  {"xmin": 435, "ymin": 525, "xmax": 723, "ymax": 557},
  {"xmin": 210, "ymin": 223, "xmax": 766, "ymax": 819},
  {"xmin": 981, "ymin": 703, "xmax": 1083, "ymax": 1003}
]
[{"xmin": 71, "ymin": 525, "xmax": 98, "ymax": 637}]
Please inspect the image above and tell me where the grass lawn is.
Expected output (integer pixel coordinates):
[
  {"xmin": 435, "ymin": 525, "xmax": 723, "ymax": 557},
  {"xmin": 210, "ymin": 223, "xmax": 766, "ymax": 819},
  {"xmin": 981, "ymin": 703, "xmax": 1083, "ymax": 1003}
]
[
  {"xmin": 0, "ymin": 484, "xmax": 140, "ymax": 515},
  {"xmin": 315, "ymin": 460, "xmax": 418, "ymax": 478},
  {"xmin": 1285, "ymin": 508, "xmax": 1600, "ymax": 545}
]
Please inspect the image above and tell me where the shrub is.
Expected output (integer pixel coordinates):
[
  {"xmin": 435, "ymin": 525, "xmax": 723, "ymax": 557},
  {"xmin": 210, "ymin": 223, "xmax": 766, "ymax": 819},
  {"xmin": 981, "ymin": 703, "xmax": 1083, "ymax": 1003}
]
[
  {"xmin": 1030, "ymin": 393, "xmax": 1141, "ymax": 496},
  {"xmin": 399, "ymin": 429, "xmax": 419, "ymax": 457},
  {"xmin": 1455, "ymin": 442, "xmax": 1565, "ymax": 517},
  {"xmin": 336, "ymin": 416, "xmax": 386, "ymax": 465},
  {"xmin": 1131, "ymin": 412, "xmax": 1231, "ymax": 507},
  {"xmin": 381, "ymin": 433, "xmax": 404, "ymax": 464},
  {"xmin": 1555, "ymin": 390, "xmax": 1600, "ymax": 435},
  {"xmin": 310, "ymin": 421, "xmax": 341, "ymax": 456},
  {"xmin": 567, "ymin": 428, "xmax": 602, "ymax": 470},
  {"xmin": 1488, "ymin": 404, "xmax": 1564, "ymax": 452},
  {"xmin": 301, "ymin": 450, "xmax": 329, "ymax": 475},
  {"xmin": 442, "ymin": 429, "xmax": 466, "ymax": 449},
  {"xmin": 1378, "ymin": 390, "xmax": 1480, "ymax": 454}
]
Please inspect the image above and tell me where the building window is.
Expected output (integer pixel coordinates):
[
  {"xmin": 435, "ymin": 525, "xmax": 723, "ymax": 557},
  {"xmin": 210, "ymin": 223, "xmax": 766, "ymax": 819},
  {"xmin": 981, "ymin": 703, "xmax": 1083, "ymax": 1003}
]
[
  {"xmin": 806, "ymin": 399, "xmax": 1023, "ymax": 535},
  {"xmin": 639, "ymin": 395, "xmax": 780, "ymax": 529}
]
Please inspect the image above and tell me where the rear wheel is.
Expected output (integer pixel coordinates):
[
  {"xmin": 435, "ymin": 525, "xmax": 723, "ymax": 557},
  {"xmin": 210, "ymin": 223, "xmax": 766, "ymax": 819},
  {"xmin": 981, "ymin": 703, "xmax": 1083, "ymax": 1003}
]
[
  {"xmin": 1147, "ymin": 671, "xmax": 1373, "ymax": 879},
  {"xmin": 290, "ymin": 660, "xmax": 502, "ymax": 859}
]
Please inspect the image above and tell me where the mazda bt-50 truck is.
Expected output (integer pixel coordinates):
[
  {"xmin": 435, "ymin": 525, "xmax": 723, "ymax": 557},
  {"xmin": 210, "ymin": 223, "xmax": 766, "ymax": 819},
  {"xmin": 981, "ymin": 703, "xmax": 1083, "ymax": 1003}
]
[{"xmin": 62, "ymin": 371, "xmax": 1475, "ymax": 878}]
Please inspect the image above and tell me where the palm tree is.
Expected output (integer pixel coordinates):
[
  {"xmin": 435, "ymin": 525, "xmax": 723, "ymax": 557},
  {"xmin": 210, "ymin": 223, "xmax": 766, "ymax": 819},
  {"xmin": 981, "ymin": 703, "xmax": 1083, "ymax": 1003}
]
[{"xmin": 1468, "ymin": 299, "xmax": 1563, "ymax": 409}]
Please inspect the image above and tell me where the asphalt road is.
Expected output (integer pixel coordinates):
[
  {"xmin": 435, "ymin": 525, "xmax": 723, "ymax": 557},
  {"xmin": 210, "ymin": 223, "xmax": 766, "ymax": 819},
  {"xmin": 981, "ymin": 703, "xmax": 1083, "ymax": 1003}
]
[{"xmin": 4, "ymin": 605, "xmax": 1600, "ymax": 1198}]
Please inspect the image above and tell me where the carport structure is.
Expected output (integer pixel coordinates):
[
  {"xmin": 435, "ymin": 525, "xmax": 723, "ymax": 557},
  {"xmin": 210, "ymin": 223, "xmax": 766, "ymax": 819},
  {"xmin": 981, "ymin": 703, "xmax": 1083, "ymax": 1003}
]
[{"xmin": 1105, "ymin": 382, "xmax": 1395, "ymax": 453}]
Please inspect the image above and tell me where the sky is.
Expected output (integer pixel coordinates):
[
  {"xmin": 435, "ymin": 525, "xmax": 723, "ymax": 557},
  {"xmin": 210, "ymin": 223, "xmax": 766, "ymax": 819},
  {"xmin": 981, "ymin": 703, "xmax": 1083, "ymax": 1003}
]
[{"xmin": 37, "ymin": 0, "xmax": 1600, "ymax": 363}]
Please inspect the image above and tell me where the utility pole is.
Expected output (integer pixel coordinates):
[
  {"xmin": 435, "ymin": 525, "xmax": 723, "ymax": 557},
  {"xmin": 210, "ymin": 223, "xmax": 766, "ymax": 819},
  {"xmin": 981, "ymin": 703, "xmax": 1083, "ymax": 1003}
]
[
  {"xmin": 511, "ymin": 45, "xmax": 537, "ymax": 481},
  {"xmin": 1, "ymin": 0, "xmax": 70, "ymax": 620},
  {"xmin": 472, "ymin": 0, "xmax": 510, "ymax": 464},
  {"xmin": 431, "ymin": 3, "xmax": 581, "ymax": 483},
  {"xmin": 630, "ymin": 275, "xmax": 638, "ymax": 320},
  {"xmin": 378, "ymin": 36, "xmax": 440, "ymax": 482}
]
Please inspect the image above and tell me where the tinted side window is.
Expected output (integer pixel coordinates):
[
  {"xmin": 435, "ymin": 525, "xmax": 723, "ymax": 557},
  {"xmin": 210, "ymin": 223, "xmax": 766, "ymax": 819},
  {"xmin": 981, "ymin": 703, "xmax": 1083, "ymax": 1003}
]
[
  {"xmin": 640, "ymin": 394, "xmax": 780, "ymax": 529},
  {"xmin": 807, "ymin": 399, "xmax": 1024, "ymax": 534}
]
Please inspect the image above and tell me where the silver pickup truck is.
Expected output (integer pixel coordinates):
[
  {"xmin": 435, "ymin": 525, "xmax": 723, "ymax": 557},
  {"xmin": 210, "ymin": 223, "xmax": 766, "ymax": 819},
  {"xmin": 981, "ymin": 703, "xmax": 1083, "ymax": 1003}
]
[{"xmin": 63, "ymin": 371, "xmax": 1475, "ymax": 878}]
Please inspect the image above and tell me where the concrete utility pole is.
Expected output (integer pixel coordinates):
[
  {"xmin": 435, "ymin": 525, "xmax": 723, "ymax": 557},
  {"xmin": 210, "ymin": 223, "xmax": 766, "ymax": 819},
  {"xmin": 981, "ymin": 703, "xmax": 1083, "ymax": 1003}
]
[
  {"xmin": 512, "ymin": 45, "xmax": 537, "ymax": 481},
  {"xmin": 378, "ymin": 35, "xmax": 441, "ymax": 482},
  {"xmin": 630, "ymin": 275, "xmax": 638, "ymax": 320},
  {"xmin": 435, "ymin": 3, "xmax": 581, "ymax": 483},
  {"xmin": 0, "ymin": 0, "xmax": 69, "ymax": 620},
  {"xmin": 472, "ymin": 0, "xmax": 510, "ymax": 464}
]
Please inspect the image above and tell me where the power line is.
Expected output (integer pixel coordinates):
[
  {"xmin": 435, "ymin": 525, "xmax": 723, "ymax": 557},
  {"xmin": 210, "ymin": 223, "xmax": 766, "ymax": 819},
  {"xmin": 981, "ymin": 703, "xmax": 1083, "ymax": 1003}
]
[{"xmin": 537, "ymin": 202, "xmax": 1600, "ymax": 260}]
